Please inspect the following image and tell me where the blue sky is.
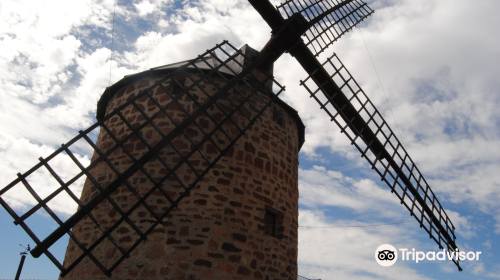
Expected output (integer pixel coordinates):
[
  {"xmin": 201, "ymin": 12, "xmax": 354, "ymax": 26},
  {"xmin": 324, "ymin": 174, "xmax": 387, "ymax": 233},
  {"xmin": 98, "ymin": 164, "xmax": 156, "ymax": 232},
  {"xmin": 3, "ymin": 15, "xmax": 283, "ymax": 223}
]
[{"xmin": 0, "ymin": 0, "xmax": 499, "ymax": 279}]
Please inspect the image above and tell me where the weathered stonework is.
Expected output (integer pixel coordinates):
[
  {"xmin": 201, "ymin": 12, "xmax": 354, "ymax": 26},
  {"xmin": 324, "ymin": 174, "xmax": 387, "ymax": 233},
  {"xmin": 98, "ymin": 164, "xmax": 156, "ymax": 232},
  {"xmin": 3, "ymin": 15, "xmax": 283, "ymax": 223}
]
[{"xmin": 60, "ymin": 69, "xmax": 301, "ymax": 280}]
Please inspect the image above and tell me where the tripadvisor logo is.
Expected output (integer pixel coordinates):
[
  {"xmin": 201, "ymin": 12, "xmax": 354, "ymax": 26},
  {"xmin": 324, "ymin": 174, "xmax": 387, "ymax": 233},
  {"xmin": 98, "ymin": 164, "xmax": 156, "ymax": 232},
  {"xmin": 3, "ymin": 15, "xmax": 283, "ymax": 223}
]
[
  {"xmin": 375, "ymin": 244, "xmax": 398, "ymax": 266},
  {"xmin": 375, "ymin": 244, "xmax": 482, "ymax": 267}
]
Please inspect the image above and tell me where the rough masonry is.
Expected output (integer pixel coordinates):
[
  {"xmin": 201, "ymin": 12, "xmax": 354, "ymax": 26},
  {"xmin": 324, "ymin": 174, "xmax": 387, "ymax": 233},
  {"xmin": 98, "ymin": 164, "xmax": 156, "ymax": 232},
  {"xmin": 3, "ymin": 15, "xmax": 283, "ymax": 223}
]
[{"xmin": 60, "ymin": 65, "xmax": 303, "ymax": 280}]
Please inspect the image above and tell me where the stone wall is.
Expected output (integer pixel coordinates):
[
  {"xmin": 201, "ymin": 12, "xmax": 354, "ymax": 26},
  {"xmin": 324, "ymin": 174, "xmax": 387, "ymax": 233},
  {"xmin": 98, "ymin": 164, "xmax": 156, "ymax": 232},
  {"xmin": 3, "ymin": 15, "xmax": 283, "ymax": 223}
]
[{"xmin": 60, "ymin": 70, "xmax": 300, "ymax": 280}]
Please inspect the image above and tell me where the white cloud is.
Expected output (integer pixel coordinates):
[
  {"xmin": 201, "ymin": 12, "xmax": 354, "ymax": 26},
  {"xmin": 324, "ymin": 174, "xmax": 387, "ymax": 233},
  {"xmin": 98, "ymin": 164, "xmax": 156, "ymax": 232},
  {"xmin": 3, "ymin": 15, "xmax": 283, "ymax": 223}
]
[
  {"xmin": 470, "ymin": 262, "xmax": 485, "ymax": 275},
  {"xmin": 483, "ymin": 240, "xmax": 492, "ymax": 250},
  {"xmin": 0, "ymin": 0, "xmax": 123, "ymax": 146},
  {"xmin": 0, "ymin": 131, "xmax": 89, "ymax": 217},
  {"xmin": 298, "ymin": 209, "xmax": 434, "ymax": 280},
  {"xmin": 445, "ymin": 210, "xmax": 476, "ymax": 239},
  {"xmin": 134, "ymin": 0, "xmax": 156, "ymax": 16},
  {"xmin": 299, "ymin": 165, "xmax": 404, "ymax": 218},
  {"xmin": 485, "ymin": 265, "xmax": 500, "ymax": 279},
  {"xmin": 121, "ymin": 0, "xmax": 270, "ymax": 72}
]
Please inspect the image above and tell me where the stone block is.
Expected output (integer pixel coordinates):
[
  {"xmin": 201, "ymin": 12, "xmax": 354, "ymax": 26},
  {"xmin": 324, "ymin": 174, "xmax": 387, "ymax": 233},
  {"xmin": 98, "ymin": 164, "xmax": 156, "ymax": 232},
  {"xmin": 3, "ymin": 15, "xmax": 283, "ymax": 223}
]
[
  {"xmin": 237, "ymin": 266, "xmax": 252, "ymax": 276},
  {"xmin": 193, "ymin": 259, "xmax": 212, "ymax": 268},
  {"xmin": 221, "ymin": 242, "xmax": 242, "ymax": 252}
]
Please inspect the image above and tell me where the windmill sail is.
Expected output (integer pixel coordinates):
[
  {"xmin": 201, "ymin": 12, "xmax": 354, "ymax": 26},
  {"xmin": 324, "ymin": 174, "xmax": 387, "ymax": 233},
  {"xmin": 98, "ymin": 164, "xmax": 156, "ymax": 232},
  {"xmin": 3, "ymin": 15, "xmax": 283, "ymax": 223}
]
[
  {"xmin": 252, "ymin": 0, "xmax": 462, "ymax": 271},
  {"xmin": 300, "ymin": 52, "xmax": 461, "ymax": 270},
  {"xmin": 0, "ymin": 41, "xmax": 287, "ymax": 276},
  {"xmin": 277, "ymin": 0, "xmax": 374, "ymax": 56}
]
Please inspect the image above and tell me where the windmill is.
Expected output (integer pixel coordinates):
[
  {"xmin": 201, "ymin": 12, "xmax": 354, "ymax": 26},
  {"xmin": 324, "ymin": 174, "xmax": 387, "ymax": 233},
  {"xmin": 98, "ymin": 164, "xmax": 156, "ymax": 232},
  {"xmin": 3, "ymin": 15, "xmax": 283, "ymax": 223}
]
[{"xmin": 0, "ymin": 0, "xmax": 462, "ymax": 278}]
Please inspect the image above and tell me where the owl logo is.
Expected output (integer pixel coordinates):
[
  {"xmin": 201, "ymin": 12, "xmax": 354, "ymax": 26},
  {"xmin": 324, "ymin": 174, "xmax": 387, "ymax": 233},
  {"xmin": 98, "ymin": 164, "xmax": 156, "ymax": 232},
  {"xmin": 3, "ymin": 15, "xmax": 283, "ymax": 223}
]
[
  {"xmin": 377, "ymin": 250, "xmax": 395, "ymax": 261},
  {"xmin": 375, "ymin": 244, "xmax": 398, "ymax": 266}
]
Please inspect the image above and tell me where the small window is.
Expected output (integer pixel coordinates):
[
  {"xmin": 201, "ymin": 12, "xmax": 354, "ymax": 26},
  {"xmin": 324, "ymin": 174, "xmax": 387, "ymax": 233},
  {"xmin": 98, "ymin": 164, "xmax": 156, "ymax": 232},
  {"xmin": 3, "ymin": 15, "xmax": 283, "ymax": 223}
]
[
  {"xmin": 169, "ymin": 76, "xmax": 186, "ymax": 96},
  {"xmin": 265, "ymin": 210, "xmax": 276, "ymax": 236},
  {"xmin": 169, "ymin": 81, "xmax": 183, "ymax": 96},
  {"xmin": 272, "ymin": 106, "xmax": 284, "ymax": 127},
  {"xmin": 264, "ymin": 206, "xmax": 284, "ymax": 239}
]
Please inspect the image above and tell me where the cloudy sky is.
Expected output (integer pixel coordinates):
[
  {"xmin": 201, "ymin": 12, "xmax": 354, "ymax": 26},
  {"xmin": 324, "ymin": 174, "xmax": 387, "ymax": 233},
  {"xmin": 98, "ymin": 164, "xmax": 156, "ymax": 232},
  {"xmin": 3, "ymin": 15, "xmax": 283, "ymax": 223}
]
[{"xmin": 0, "ymin": 0, "xmax": 499, "ymax": 279}]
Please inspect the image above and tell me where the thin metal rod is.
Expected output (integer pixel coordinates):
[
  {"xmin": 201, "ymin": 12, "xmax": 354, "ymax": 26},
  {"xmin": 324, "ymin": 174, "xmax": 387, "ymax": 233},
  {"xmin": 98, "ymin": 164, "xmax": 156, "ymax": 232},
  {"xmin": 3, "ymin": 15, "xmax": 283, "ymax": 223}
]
[{"xmin": 15, "ymin": 255, "xmax": 26, "ymax": 280}]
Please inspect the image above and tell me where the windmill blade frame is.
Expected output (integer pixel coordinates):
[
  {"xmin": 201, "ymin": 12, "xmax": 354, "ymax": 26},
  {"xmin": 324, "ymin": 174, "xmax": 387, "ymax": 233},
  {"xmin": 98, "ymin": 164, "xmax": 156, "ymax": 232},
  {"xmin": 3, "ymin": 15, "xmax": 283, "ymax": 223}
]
[
  {"xmin": 252, "ymin": 0, "xmax": 461, "ymax": 271},
  {"xmin": 300, "ymin": 52, "xmax": 461, "ymax": 270},
  {"xmin": 276, "ymin": 0, "xmax": 374, "ymax": 56},
  {"xmin": 0, "ymin": 41, "xmax": 289, "ymax": 277}
]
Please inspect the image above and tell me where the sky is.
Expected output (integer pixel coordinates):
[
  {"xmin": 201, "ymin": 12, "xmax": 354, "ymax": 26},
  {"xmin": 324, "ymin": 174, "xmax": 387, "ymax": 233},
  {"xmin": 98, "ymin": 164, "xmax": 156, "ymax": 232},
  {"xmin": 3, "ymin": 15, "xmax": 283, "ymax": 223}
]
[{"xmin": 0, "ymin": 0, "xmax": 499, "ymax": 279}]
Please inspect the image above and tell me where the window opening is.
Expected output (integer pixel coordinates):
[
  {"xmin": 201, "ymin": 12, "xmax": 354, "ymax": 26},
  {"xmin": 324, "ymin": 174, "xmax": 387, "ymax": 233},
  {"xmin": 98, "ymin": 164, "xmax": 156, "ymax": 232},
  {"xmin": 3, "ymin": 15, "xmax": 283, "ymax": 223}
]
[
  {"xmin": 272, "ymin": 106, "xmax": 284, "ymax": 127},
  {"xmin": 265, "ymin": 210, "xmax": 276, "ymax": 236},
  {"xmin": 170, "ymin": 76, "xmax": 186, "ymax": 96},
  {"xmin": 264, "ymin": 206, "xmax": 284, "ymax": 238}
]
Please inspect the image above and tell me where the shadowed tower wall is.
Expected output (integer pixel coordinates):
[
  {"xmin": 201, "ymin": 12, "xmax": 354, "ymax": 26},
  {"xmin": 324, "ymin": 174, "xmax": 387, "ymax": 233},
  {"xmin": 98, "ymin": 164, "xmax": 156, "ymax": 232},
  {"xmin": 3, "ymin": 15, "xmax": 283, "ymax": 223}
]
[{"xmin": 60, "ymin": 65, "xmax": 303, "ymax": 280}]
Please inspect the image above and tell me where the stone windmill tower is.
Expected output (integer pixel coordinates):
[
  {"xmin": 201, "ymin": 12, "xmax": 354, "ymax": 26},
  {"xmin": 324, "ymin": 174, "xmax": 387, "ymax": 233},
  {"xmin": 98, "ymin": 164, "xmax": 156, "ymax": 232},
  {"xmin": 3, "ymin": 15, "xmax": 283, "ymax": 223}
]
[
  {"xmin": 0, "ymin": 0, "xmax": 462, "ymax": 279},
  {"xmin": 60, "ymin": 44, "xmax": 304, "ymax": 279}
]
